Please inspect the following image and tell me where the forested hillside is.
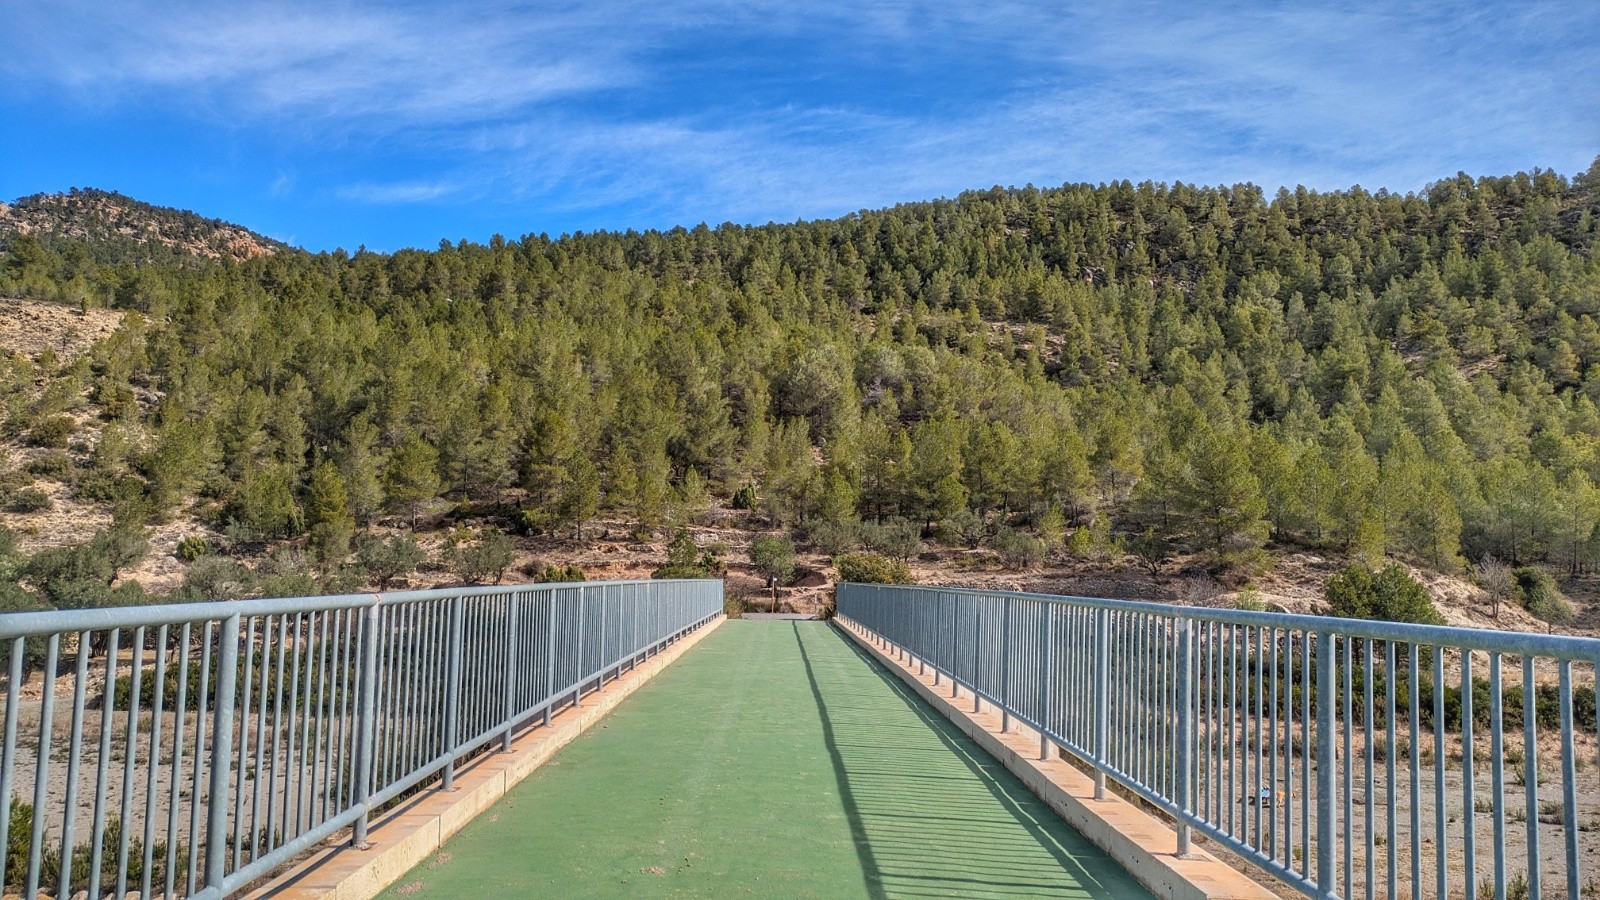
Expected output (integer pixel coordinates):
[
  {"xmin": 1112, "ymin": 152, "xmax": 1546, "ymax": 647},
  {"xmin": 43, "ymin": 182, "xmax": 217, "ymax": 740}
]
[{"xmin": 3, "ymin": 160, "xmax": 1599, "ymax": 615}]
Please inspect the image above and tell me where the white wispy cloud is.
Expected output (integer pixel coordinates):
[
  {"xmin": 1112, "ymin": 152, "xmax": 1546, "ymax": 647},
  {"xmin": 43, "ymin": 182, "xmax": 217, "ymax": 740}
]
[
  {"xmin": 335, "ymin": 179, "xmax": 460, "ymax": 204},
  {"xmin": 1, "ymin": 1, "xmax": 627, "ymax": 125}
]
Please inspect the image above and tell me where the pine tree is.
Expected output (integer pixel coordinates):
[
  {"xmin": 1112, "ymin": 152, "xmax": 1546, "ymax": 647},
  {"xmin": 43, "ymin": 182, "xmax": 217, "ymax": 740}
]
[
  {"xmin": 306, "ymin": 460, "xmax": 354, "ymax": 562},
  {"xmin": 1172, "ymin": 426, "xmax": 1268, "ymax": 554},
  {"xmin": 385, "ymin": 435, "xmax": 441, "ymax": 528}
]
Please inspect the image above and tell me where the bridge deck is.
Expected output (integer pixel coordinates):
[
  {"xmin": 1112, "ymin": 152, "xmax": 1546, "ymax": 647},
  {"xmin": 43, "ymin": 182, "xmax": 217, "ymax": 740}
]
[{"xmin": 380, "ymin": 620, "xmax": 1154, "ymax": 898}]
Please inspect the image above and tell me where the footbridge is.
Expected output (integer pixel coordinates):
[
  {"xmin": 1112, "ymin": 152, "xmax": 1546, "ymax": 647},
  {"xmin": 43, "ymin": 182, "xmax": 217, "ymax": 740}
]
[{"xmin": 2, "ymin": 580, "xmax": 1597, "ymax": 898}]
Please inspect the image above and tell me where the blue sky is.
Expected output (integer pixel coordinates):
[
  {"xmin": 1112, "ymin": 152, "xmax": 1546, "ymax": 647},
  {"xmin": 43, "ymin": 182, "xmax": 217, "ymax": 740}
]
[{"xmin": 2, "ymin": 1, "xmax": 1596, "ymax": 252}]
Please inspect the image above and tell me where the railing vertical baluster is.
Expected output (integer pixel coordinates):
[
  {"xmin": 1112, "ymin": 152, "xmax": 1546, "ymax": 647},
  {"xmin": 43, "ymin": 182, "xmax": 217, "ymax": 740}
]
[
  {"xmin": 1175, "ymin": 616, "xmax": 1194, "ymax": 858},
  {"xmin": 503, "ymin": 593, "xmax": 520, "ymax": 751},
  {"xmin": 206, "ymin": 612, "xmax": 242, "ymax": 890},
  {"xmin": 1315, "ymin": 629, "xmax": 1335, "ymax": 900},
  {"xmin": 1000, "ymin": 600, "xmax": 1012, "ymax": 733},
  {"xmin": 1461, "ymin": 650, "xmax": 1476, "ymax": 900},
  {"xmin": 574, "ymin": 586, "xmax": 586, "ymax": 707},
  {"xmin": 1094, "ymin": 607, "xmax": 1109, "ymax": 800},
  {"xmin": 352, "ymin": 602, "xmax": 381, "ymax": 849},
  {"xmin": 26, "ymin": 634, "xmax": 59, "ymax": 900},
  {"xmin": 1040, "ymin": 606, "xmax": 1054, "ymax": 761},
  {"xmin": 442, "ymin": 595, "xmax": 464, "ymax": 790},
  {"xmin": 545, "ymin": 593, "xmax": 559, "ymax": 727},
  {"xmin": 1522, "ymin": 655, "xmax": 1540, "ymax": 900},
  {"xmin": 1561, "ymin": 661, "xmax": 1579, "ymax": 900},
  {"xmin": 0, "ymin": 639, "xmax": 24, "ymax": 894},
  {"xmin": 1489, "ymin": 652, "xmax": 1505, "ymax": 900}
]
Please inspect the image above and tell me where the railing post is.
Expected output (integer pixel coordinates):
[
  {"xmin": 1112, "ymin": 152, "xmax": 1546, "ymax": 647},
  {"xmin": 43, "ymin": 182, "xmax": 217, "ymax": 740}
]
[
  {"xmin": 544, "ymin": 593, "xmax": 559, "ymax": 727},
  {"xmin": 574, "ymin": 586, "xmax": 586, "ymax": 707},
  {"xmin": 352, "ymin": 602, "xmax": 382, "ymax": 849},
  {"xmin": 1094, "ymin": 607, "xmax": 1109, "ymax": 800},
  {"xmin": 503, "ymin": 593, "xmax": 520, "ymax": 752},
  {"xmin": 1000, "ymin": 601, "xmax": 1012, "ymax": 733},
  {"xmin": 972, "ymin": 603, "xmax": 982, "ymax": 713},
  {"xmin": 1041, "ymin": 606, "xmax": 1054, "ymax": 761},
  {"xmin": 1315, "ymin": 630, "xmax": 1335, "ymax": 897},
  {"xmin": 204, "ymin": 612, "xmax": 241, "ymax": 890},
  {"xmin": 441, "ymin": 595, "xmax": 464, "ymax": 790},
  {"xmin": 1175, "ymin": 616, "xmax": 1194, "ymax": 858}
]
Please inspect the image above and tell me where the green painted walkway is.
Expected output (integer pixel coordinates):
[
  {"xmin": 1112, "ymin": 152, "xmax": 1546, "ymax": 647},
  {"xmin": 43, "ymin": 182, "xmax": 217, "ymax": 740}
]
[{"xmin": 381, "ymin": 621, "xmax": 1154, "ymax": 899}]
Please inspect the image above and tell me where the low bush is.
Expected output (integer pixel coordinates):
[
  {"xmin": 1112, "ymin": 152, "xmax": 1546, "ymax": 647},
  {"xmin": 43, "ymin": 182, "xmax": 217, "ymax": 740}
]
[
  {"xmin": 354, "ymin": 533, "xmax": 427, "ymax": 590},
  {"xmin": 1324, "ymin": 564, "xmax": 1443, "ymax": 625},
  {"xmin": 24, "ymin": 451, "xmax": 73, "ymax": 480},
  {"xmin": 447, "ymin": 529, "xmax": 515, "ymax": 584},
  {"xmin": 531, "ymin": 563, "xmax": 585, "ymax": 583},
  {"xmin": 654, "ymin": 528, "xmax": 709, "ymax": 579},
  {"xmin": 6, "ymin": 487, "xmax": 51, "ymax": 513},
  {"xmin": 176, "ymin": 534, "xmax": 210, "ymax": 562},
  {"xmin": 834, "ymin": 552, "xmax": 911, "ymax": 585},
  {"xmin": 1515, "ymin": 566, "xmax": 1575, "ymax": 632},
  {"xmin": 749, "ymin": 534, "xmax": 796, "ymax": 584},
  {"xmin": 25, "ymin": 415, "xmax": 75, "ymax": 449},
  {"xmin": 801, "ymin": 518, "xmax": 861, "ymax": 556},
  {"xmin": 991, "ymin": 526, "xmax": 1047, "ymax": 570}
]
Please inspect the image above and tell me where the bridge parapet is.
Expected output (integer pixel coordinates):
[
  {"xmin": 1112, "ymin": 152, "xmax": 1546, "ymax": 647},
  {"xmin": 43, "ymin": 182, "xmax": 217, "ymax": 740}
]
[
  {"xmin": 0, "ymin": 579, "xmax": 722, "ymax": 898},
  {"xmin": 839, "ymin": 582, "xmax": 1600, "ymax": 900}
]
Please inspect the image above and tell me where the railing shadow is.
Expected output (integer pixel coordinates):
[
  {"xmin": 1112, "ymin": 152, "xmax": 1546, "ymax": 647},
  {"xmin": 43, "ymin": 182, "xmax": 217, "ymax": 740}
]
[{"xmin": 793, "ymin": 622, "xmax": 1148, "ymax": 899}]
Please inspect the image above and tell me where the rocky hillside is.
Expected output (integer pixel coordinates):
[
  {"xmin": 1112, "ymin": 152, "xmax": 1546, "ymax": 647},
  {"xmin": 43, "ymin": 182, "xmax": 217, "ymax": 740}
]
[{"xmin": 0, "ymin": 188, "xmax": 285, "ymax": 264}]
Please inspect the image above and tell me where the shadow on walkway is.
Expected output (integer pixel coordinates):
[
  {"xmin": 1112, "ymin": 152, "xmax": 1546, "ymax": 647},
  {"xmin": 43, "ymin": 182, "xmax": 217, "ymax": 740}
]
[{"xmin": 793, "ymin": 622, "xmax": 1150, "ymax": 899}]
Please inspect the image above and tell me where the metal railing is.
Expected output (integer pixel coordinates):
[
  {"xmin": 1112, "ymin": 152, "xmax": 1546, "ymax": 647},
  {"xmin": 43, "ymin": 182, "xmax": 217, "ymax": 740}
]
[
  {"xmin": 839, "ymin": 583, "xmax": 1600, "ymax": 900},
  {"xmin": 0, "ymin": 579, "xmax": 722, "ymax": 899}
]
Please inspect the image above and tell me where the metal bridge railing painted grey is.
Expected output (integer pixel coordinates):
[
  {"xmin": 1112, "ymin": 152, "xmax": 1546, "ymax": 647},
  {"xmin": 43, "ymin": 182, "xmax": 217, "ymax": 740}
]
[
  {"xmin": 838, "ymin": 582, "xmax": 1600, "ymax": 900},
  {"xmin": 0, "ymin": 579, "xmax": 722, "ymax": 899}
]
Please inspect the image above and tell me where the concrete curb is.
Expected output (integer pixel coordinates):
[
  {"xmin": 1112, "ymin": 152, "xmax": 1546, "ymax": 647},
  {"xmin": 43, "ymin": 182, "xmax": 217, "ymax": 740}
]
[
  {"xmin": 834, "ymin": 616, "xmax": 1278, "ymax": 900},
  {"xmin": 249, "ymin": 615, "xmax": 727, "ymax": 900}
]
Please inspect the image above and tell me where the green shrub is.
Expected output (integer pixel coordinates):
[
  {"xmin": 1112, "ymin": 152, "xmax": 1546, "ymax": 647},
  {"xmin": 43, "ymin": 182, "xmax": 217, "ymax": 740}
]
[
  {"xmin": 653, "ymin": 528, "xmax": 714, "ymax": 579},
  {"xmin": 25, "ymin": 415, "xmax": 75, "ymax": 449},
  {"xmin": 834, "ymin": 552, "xmax": 911, "ymax": 585},
  {"xmin": 1324, "ymin": 564, "xmax": 1443, "ymax": 625},
  {"xmin": 991, "ymin": 526, "xmax": 1047, "ymax": 570},
  {"xmin": 176, "ymin": 534, "xmax": 211, "ymax": 561},
  {"xmin": 1233, "ymin": 587, "xmax": 1269, "ymax": 612},
  {"xmin": 71, "ymin": 469, "xmax": 143, "ymax": 504},
  {"xmin": 2, "ymin": 802, "xmax": 187, "ymax": 895},
  {"xmin": 862, "ymin": 517, "xmax": 923, "ymax": 561},
  {"xmin": 936, "ymin": 508, "xmax": 986, "ymax": 549},
  {"xmin": 531, "ymin": 563, "xmax": 585, "ymax": 583},
  {"xmin": 6, "ymin": 487, "xmax": 51, "ymax": 513},
  {"xmin": 749, "ymin": 534, "xmax": 796, "ymax": 584},
  {"xmin": 1527, "ymin": 586, "xmax": 1575, "ymax": 632},
  {"xmin": 24, "ymin": 451, "xmax": 73, "ymax": 480},
  {"xmin": 355, "ymin": 533, "xmax": 427, "ymax": 590},
  {"xmin": 178, "ymin": 555, "xmax": 254, "ymax": 601},
  {"xmin": 730, "ymin": 483, "xmax": 757, "ymax": 510},
  {"xmin": 801, "ymin": 518, "xmax": 861, "ymax": 556},
  {"xmin": 1514, "ymin": 566, "xmax": 1575, "ymax": 631},
  {"xmin": 447, "ymin": 529, "xmax": 515, "ymax": 584}
]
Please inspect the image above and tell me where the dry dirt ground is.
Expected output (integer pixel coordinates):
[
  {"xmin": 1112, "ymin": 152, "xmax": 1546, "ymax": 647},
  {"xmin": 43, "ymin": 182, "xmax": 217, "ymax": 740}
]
[{"xmin": 0, "ymin": 296, "xmax": 124, "ymax": 361}]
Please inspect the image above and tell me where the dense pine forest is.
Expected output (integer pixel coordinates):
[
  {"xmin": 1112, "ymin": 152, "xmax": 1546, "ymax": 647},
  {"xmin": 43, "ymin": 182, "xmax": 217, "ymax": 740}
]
[{"xmin": 3, "ymin": 161, "xmax": 1600, "ymax": 614}]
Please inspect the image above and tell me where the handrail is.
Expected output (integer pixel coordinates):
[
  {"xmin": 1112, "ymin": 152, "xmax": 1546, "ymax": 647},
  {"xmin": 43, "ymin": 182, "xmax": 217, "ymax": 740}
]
[{"xmin": 0, "ymin": 579, "xmax": 723, "ymax": 898}]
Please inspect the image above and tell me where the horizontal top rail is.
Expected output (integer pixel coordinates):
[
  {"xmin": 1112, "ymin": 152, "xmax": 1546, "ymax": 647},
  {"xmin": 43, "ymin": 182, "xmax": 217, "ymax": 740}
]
[
  {"xmin": 0, "ymin": 579, "xmax": 718, "ymax": 639},
  {"xmin": 838, "ymin": 582, "xmax": 1600, "ymax": 661}
]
